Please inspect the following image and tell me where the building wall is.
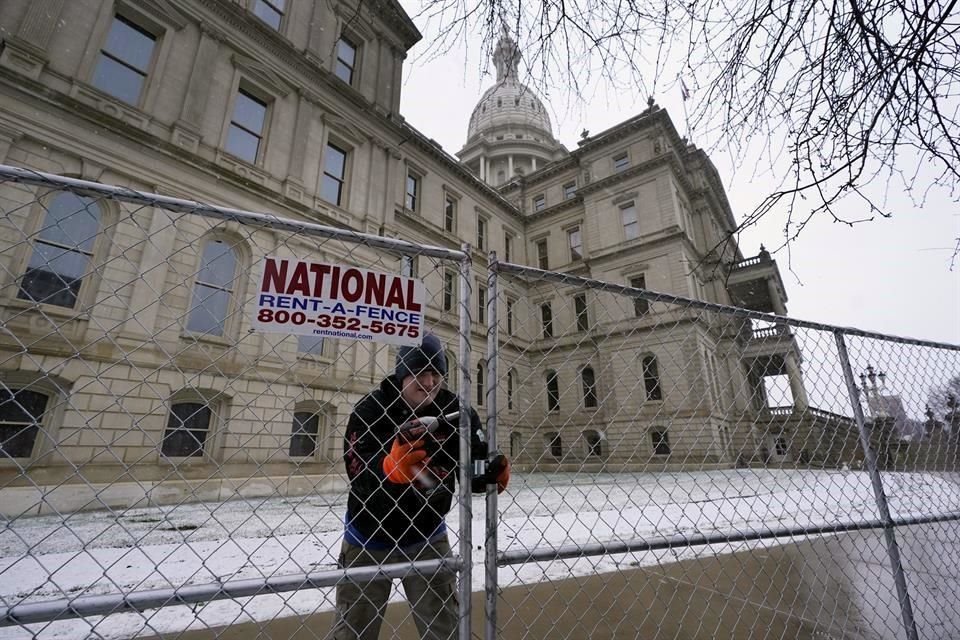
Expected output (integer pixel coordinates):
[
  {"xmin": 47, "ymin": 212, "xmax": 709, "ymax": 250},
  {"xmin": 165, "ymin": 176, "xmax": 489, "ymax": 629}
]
[{"xmin": 0, "ymin": 0, "xmax": 790, "ymax": 512}]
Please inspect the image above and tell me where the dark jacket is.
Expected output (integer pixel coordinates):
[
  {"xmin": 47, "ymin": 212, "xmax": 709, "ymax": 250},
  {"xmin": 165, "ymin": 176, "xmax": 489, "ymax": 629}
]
[{"xmin": 343, "ymin": 375, "xmax": 486, "ymax": 547}]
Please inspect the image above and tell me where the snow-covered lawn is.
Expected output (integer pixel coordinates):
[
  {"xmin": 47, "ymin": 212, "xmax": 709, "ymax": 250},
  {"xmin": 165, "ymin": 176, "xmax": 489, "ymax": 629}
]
[{"xmin": 1, "ymin": 469, "xmax": 958, "ymax": 639}]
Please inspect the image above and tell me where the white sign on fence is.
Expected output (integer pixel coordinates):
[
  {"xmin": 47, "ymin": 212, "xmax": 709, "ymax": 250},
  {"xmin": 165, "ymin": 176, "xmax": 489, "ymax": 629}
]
[{"xmin": 252, "ymin": 256, "xmax": 425, "ymax": 347}]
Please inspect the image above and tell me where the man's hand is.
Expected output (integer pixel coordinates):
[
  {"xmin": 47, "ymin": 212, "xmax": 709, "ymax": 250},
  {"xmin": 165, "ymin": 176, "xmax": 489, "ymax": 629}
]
[
  {"xmin": 383, "ymin": 437, "xmax": 428, "ymax": 484},
  {"xmin": 487, "ymin": 453, "xmax": 510, "ymax": 494}
]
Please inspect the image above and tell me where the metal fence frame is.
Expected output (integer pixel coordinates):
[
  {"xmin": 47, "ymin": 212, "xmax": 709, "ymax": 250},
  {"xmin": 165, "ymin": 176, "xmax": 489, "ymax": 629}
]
[
  {"xmin": 2, "ymin": 165, "xmax": 960, "ymax": 638},
  {"xmin": 0, "ymin": 165, "xmax": 478, "ymax": 637},
  {"xmin": 484, "ymin": 257, "xmax": 960, "ymax": 640}
]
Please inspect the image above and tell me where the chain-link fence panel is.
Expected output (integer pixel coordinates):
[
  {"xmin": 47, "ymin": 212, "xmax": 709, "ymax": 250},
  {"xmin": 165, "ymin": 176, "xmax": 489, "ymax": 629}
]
[
  {"xmin": 0, "ymin": 166, "xmax": 478, "ymax": 640},
  {"xmin": 485, "ymin": 260, "xmax": 960, "ymax": 640}
]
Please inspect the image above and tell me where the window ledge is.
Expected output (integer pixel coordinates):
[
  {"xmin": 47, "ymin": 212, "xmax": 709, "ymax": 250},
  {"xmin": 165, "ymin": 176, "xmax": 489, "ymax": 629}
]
[
  {"xmin": 180, "ymin": 331, "xmax": 234, "ymax": 348},
  {"xmin": 3, "ymin": 297, "xmax": 91, "ymax": 322}
]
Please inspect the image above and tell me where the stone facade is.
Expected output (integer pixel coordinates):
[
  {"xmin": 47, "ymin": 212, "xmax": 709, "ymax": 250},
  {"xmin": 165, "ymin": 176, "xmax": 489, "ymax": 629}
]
[{"xmin": 0, "ymin": 0, "xmax": 801, "ymax": 514}]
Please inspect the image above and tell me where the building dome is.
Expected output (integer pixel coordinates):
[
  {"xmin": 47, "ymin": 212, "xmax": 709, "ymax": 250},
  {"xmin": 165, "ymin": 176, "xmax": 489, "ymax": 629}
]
[
  {"xmin": 466, "ymin": 80, "xmax": 553, "ymax": 142},
  {"xmin": 457, "ymin": 30, "xmax": 565, "ymax": 186}
]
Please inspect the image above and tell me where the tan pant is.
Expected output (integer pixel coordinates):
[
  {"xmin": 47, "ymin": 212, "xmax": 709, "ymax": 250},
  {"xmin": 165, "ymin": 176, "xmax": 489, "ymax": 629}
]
[{"xmin": 328, "ymin": 536, "xmax": 459, "ymax": 640}]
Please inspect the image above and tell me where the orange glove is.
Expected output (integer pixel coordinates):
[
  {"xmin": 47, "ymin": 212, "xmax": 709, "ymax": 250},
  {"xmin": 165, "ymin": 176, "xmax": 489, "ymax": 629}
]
[
  {"xmin": 488, "ymin": 453, "xmax": 510, "ymax": 494},
  {"xmin": 382, "ymin": 438, "xmax": 428, "ymax": 484}
]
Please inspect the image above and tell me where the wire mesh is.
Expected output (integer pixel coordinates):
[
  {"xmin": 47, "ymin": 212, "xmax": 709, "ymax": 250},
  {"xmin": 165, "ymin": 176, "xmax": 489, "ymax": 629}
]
[
  {"xmin": 0, "ymin": 167, "xmax": 959, "ymax": 640},
  {"xmin": 487, "ymin": 261, "xmax": 960, "ymax": 640},
  {"xmin": 0, "ymin": 168, "xmax": 474, "ymax": 639}
]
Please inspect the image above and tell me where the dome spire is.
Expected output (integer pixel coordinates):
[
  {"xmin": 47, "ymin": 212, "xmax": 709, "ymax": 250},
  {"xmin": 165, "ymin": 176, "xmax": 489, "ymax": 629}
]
[{"xmin": 492, "ymin": 26, "xmax": 520, "ymax": 82}]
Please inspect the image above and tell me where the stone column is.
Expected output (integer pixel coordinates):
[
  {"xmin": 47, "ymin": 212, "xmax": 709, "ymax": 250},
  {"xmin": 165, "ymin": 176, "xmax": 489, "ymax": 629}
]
[
  {"xmin": 173, "ymin": 25, "xmax": 220, "ymax": 152},
  {"xmin": 0, "ymin": 0, "xmax": 65, "ymax": 79},
  {"xmin": 121, "ymin": 208, "xmax": 177, "ymax": 339},
  {"xmin": 283, "ymin": 92, "xmax": 312, "ymax": 202},
  {"xmin": 507, "ymin": 154, "xmax": 514, "ymax": 178},
  {"xmin": 479, "ymin": 154, "xmax": 486, "ymax": 181},
  {"xmin": 785, "ymin": 353, "xmax": 809, "ymax": 410}
]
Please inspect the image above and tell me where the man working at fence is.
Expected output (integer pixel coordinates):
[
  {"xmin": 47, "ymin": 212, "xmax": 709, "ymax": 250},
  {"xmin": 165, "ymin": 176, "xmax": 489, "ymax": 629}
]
[{"xmin": 330, "ymin": 333, "xmax": 510, "ymax": 640}]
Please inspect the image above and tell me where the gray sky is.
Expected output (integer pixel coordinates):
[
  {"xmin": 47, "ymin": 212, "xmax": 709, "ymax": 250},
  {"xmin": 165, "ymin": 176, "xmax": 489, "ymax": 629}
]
[{"xmin": 395, "ymin": 8, "xmax": 960, "ymax": 348}]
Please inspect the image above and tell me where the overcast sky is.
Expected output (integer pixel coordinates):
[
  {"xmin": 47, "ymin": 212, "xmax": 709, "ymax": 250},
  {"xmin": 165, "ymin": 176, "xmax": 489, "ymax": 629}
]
[{"xmin": 394, "ymin": 8, "xmax": 959, "ymax": 351}]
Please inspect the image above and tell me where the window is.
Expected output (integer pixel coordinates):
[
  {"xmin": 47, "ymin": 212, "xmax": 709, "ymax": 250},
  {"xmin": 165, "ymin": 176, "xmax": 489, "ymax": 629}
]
[
  {"xmin": 18, "ymin": 193, "xmax": 102, "ymax": 309},
  {"xmin": 444, "ymin": 349, "xmax": 458, "ymax": 392},
  {"xmin": 402, "ymin": 254, "xmax": 418, "ymax": 278},
  {"xmin": 477, "ymin": 362, "xmax": 485, "ymax": 406},
  {"xmin": 643, "ymin": 355, "xmax": 662, "ymax": 401},
  {"xmin": 225, "ymin": 89, "xmax": 268, "ymax": 164},
  {"xmin": 335, "ymin": 36, "xmax": 358, "ymax": 84},
  {"xmin": 585, "ymin": 431, "xmax": 603, "ymax": 457},
  {"xmin": 630, "ymin": 275, "xmax": 649, "ymax": 316},
  {"xmin": 187, "ymin": 239, "xmax": 238, "ymax": 336},
  {"xmin": 574, "ymin": 294, "xmax": 589, "ymax": 332},
  {"xmin": 540, "ymin": 302, "xmax": 553, "ymax": 338},
  {"xmin": 477, "ymin": 217, "xmax": 487, "ymax": 251},
  {"xmin": 510, "ymin": 432, "xmax": 521, "ymax": 458},
  {"xmin": 506, "ymin": 298, "xmax": 514, "ymax": 335},
  {"xmin": 536, "ymin": 239, "xmax": 548, "ymax": 270},
  {"xmin": 568, "ymin": 226, "xmax": 582, "ymax": 261},
  {"xmin": 504, "ymin": 233, "xmax": 513, "ymax": 262},
  {"xmin": 546, "ymin": 371, "xmax": 560, "ymax": 412},
  {"xmin": 533, "ymin": 194, "xmax": 545, "ymax": 211},
  {"xmin": 290, "ymin": 409, "xmax": 322, "ymax": 457},
  {"xmin": 92, "ymin": 15, "xmax": 157, "ymax": 105},
  {"xmin": 546, "ymin": 431, "xmax": 562, "ymax": 457},
  {"xmin": 321, "ymin": 142, "xmax": 348, "ymax": 206},
  {"xmin": 613, "ymin": 152, "xmax": 630, "ymax": 172},
  {"xmin": 297, "ymin": 335, "xmax": 325, "ymax": 357},
  {"xmin": 253, "ymin": 0, "xmax": 285, "ymax": 29},
  {"xmin": 443, "ymin": 269, "xmax": 456, "ymax": 311},
  {"xmin": 507, "ymin": 369, "xmax": 515, "ymax": 410},
  {"xmin": 775, "ymin": 436, "xmax": 789, "ymax": 457},
  {"xmin": 0, "ymin": 388, "xmax": 48, "ymax": 460},
  {"xmin": 621, "ymin": 203, "xmax": 638, "ymax": 240},
  {"xmin": 497, "ymin": 170, "xmax": 506, "ymax": 184},
  {"xmin": 563, "ymin": 182, "xmax": 577, "ymax": 200},
  {"xmin": 582, "ymin": 366, "xmax": 598, "ymax": 408},
  {"xmin": 161, "ymin": 401, "xmax": 212, "ymax": 458},
  {"xmin": 444, "ymin": 196, "xmax": 457, "ymax": 233},
  {"xmin": 651, "ymin": 429, "xmax": 670, "ymax": 455},
  {"xmin": 404, "ymin": 173, "xmax": 420, "ymax": 211},
  {"xmin": 477, "ymin": 285, "xmax": 486, "ymax": 324}
]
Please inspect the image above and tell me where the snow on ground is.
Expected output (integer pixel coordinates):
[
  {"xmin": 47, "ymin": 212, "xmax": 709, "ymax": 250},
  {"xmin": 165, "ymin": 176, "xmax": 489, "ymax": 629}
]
[{"xmin": 1, "ymin": 469, "xmax": 959, "ymax": 639}]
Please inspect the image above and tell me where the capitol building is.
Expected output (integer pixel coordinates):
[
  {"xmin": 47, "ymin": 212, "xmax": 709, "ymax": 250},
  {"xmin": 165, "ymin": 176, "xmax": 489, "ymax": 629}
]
[{"xmin": 0, "ymin": 0, "xmax": 814, "ymax": 514}]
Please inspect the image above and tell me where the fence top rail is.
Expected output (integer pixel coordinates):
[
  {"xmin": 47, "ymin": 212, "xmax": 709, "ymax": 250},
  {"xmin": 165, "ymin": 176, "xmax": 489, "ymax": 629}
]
[
  {"xmin": 493, "ymin": 259, "xmax": 960, "ymax": 352},
  {"xmin": 0, "ymin": 164, "xmax": 468, "ymax": 263}
]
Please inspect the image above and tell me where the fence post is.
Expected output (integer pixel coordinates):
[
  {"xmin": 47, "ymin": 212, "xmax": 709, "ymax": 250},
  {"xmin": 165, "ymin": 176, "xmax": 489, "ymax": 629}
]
[
  {"xmin": 457, "ymin": 243, "xmax": 474, "ymax": 640},
  {"xmin": 834, "ymin": 330, "xmax": 919, "ymax": 640},
  {"xmin": 485, "ymin": 252, "xmax": 499, "ymax": 640}
]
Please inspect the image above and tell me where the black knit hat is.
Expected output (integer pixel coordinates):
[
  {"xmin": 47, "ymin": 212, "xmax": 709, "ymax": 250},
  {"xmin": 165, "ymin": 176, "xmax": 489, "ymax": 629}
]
[{"xmin": 395, "ymin": 333, "xmax": 447, "ymax": 380}]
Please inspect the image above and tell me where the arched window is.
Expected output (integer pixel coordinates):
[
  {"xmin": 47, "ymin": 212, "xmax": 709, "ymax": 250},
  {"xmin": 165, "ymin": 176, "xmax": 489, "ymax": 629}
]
[
  {"xmin": 476, "ymin": 362, "xmax": 485, "ymax": 406},
  {"xmin": 161, "ymin": 393, "xmax": 224, "ymax": 458},
  {"xmin": 582, "ymin": 366, "xmax": 598, "ymax": 408},
  {"xmin": 545, "ymin": 431, "xmax": 562, "ymax": 457},
  {"xmin": 445, "ymin": 349, "xmax": 458, "ymax": 393},
  {"xmin": 0, "ymin": 387, "xmax": 50, "ymax": 460},
  {"xmin": 643, "ymin": 355, "xmax": 662, "ymax": 401},
  {"xmin": 290, "ymin": 403, "xmax": 330, "ymax": 458},
  {"xmin": 584, "ymin": 430, "xmax": 603, "ymax": 457},
  {"xmin": 510, "ymin": 432, "xmax": 522, "ymax": 458},
  {"xmin": 187, "ymin": 239, "xmax": 238, "ymax": 336},
  {"xmin": 18, "ymin": 192, "xmax": 102, "ymax": 309},
  {"xmin": 546, "ymin": 370, "xmax": 560, "ymax": 412}
]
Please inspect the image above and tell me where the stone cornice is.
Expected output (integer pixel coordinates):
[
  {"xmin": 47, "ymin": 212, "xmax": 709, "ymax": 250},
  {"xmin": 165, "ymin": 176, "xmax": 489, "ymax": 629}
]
[{"xmin": 500, "ymin": 156, "xmax": 578, "ymax": 193}]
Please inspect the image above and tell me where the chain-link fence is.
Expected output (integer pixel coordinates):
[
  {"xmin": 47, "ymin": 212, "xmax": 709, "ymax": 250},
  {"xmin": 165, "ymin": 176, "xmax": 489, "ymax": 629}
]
[
  {"xmin": 485, "ymin": 260, "xmax": 960, "ymax": 640},
  {"xmin": 0, "ymin": 166, "xmax": 479, "ymax": 639},
  {"xmin": 1, "ymin": 165, "xmax": 959, "ymax": 640}
]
